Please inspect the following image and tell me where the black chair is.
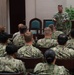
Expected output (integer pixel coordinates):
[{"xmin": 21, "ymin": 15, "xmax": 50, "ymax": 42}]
[
  {"xmin": 17, "ymin": 57, "xmax": 43, "ymax": 69},
  {"xmin": 56, "ymin": 59, "xmax": 74, "ymax": 72},
  {"xmin": 0, "ymin": 72, "xmax": 24, "ymax": 75},
  {"xmin": 33, "ymin": 34, "xmax": 44, "ymax": 40},
  {"xmin": 29, "ymin": 18, "xmax": 42, "ymax": 35},
  {"xmin": 37, "ymin": 47, "xmax": 49, "ymax": 55}
]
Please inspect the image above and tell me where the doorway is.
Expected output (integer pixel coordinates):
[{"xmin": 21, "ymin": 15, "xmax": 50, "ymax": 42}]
[{"xmin": 9, "ymin": 0, "xmax": 25, "ymax": 34}]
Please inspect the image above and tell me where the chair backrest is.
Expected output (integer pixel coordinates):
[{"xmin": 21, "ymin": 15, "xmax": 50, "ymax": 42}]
[
  {"xmin": 0, "ymin": 72, "xmax": 24, "ymax": 75},
  {"xmin": 37, "ymin": 47, "xmax": 49, "ymax": 54},
  {"xmin": 56, "ymin": 59, "xmax": 74, "ymax": 71},
  {"xmin": 33, "ymin": 34, "xmax": 44, "ymax": 40},
  {"xmin": 43, "ymin": 19, "xmax": 54, "ymax": 31},
  {"xmin": 29, "ymin": 18, "xmax": 42, "ymax": 34},
  {"xmin": 17, "ymin": 57, "xmax": 43, "ymax": 69}
]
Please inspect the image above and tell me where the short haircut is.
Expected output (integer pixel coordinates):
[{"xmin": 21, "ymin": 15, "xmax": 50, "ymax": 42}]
[
  {"xmin": 6, "ymin": 44, "xmax": 18, "ymax": 55},
  {"xmin": 0, "ymin": 25, "xmax": 5, "ymax": 33},
  {"xmin": 18, "ymin": 24, "xmax": 24, "ymax": 29},
  {"xmin": 0, "ymin": 32, "xmax": 8, "ymax": 43},
  {"xmin": 44, "ymin": 49, "xmax": 55, "ymax": 64},
  {"xmin": 58, "ymin": 5, "xmax": 63, "ymax": 7},
  {"xmin": 44, "ymin": 27, "xmax": 51, "ymax": 35},
  {"xmin": 70, "ymin": 29, "xmax": 74, "ymax": 38},
  {"xmin": 49, "ymin": 24, "xmax": 54, "ymax": 31},
  {"xmin": 57, "ymin": 34, "xmax": 68, "ymax": 45},
  {"xmin": 19, "ymin": 25, "xmax": 27, "ymax": 34},
  {"xmin": 24, "ymin": 31, "xmax": 33, "ymax": 43}
]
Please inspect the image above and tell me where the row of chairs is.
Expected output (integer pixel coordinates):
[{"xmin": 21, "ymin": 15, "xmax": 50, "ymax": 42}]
[
  {"xmin": 16, "ymin": 47, "xmax": 74, "ymax": 71},
  {"xmin": 17, "ymin": 57, "xmax": 74, "ymax": 74},
  {"xmin": 7, "ymin": 18, "xmax": 54, "ymax": 42},
  {"xmin": 17, "ymin": 47, "xmax": 74, "ymax": 74},
  {"xmin": 0, "ymin": 72, "xmax": 24, "ymax": 75},
  {"xmin": 0, "ymin": 57, "xmax": 74, "ymax": 75},
  {"xmin": 29, "ymin": 18, "xmax": 55, "ymax": 35}
]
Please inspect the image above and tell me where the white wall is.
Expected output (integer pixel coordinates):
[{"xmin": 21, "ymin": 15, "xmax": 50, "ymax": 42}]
[
  {"xmin": 67, "ymin": 0, "xmax": 74, "ymax": 7},
  {"xmin": 36, "ymin": 0, "xmax": 66, "ymax": 19},
  {"xmin": 26, "ymin": 0, "xmax": 36, "ymax": 28},
  {"xmin": 0, "ymin": 0, "xmax": 9, "ymax": 33},
  {"xmin": 0, "ymin": 0, "xmax": 74, "ymax": 33},
  {"xmin": 26, "ymin": 0, "xmax": 66, "ymax": 27}
]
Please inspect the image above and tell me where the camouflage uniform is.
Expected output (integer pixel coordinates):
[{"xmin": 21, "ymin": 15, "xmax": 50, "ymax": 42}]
[
  {"xmin": 52, "ymin": 31, "xmax": 63, "ymax": 39},
  {"xmin": 37, "ymin": 38, "xmax": 57, "ymax": 48},
  {"xmin": 51, "ymin": 45, "xmax": 74, "ymax": 59},
  {"xmin": 66, "ymin": 39, "xmax": 74, "ymax": 49},
  {"xmin": 54, "ymin": 12, "xmax": 69, "ymax": 34},
  {"xmin": 13, "ymin": 34, "xmax": 25, "ymax": 47},
  {"xmin": 0, "ymin": 44, "xmax": 6, "ymax": 57},
  {"xmin": 34, "ymin": 63, "xmax": 70, "ymax": 75},
  {"xmin": 0, "ymin": 55, "xmax": 26, "ymax": 75},
  {"xmin": 13, "ymin": 32, "xmax": 20, "ymax": 39},
  {"xmin": 18, "ymin": 44, "xmax": 43, "ymax": 58}
]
